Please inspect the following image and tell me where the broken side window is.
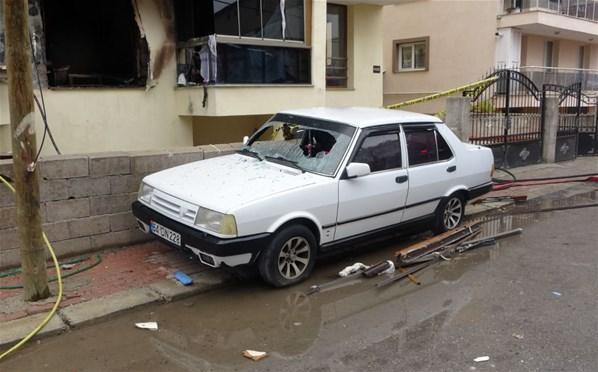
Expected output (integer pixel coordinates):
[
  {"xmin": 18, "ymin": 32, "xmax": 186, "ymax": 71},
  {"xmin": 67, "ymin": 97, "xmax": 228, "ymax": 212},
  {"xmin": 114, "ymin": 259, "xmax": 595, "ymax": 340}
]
[{"xmin": 41, "ymin": 0, "xmax": 149, "ymax": 88}]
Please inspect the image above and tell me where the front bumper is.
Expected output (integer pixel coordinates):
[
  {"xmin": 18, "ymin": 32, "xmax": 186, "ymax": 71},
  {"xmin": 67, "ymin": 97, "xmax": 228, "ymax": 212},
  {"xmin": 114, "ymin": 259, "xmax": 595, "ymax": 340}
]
[{"xmin": 132, "ymin": 201, "xmax": 271, "ymax": 268}]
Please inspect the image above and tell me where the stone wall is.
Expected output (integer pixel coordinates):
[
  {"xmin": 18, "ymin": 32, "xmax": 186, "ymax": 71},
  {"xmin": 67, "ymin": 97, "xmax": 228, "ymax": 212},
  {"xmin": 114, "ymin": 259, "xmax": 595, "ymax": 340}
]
[{"xmin": 0, "ymin": 144, "xmax": 240, "ymax": 269}]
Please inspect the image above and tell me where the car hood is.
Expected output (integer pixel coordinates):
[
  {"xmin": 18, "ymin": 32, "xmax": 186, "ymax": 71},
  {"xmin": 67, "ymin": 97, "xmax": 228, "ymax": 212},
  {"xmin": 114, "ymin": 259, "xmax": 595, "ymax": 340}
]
[{"xmin": 143, "ymin": 154, "xmax": 324, "ymax": 213}]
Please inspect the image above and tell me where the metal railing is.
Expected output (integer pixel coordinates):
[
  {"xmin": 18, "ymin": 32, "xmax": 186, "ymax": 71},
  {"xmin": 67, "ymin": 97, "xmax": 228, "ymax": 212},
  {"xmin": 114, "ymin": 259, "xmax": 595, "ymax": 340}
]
[
  {"xmin": 518, "ymin": 0, "xmax": 598, "ymax": 22},
  {"xmin": 519, "ymin": 66, "xmax": 598, "ymax": 91}
]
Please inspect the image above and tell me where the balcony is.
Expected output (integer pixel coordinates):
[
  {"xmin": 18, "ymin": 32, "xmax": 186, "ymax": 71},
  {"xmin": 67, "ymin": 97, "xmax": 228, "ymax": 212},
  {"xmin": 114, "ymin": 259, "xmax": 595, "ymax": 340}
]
[
  {"xmin": 519, "ymin": 66, "xmax": 598, "ymax": 91},
  {"xmin": 499, "ymin": 0, "xmax": 598, "ymax": 40},
  {"xmin": 520, "ymin": 0, "xmax": 598, "ymax": 22}
]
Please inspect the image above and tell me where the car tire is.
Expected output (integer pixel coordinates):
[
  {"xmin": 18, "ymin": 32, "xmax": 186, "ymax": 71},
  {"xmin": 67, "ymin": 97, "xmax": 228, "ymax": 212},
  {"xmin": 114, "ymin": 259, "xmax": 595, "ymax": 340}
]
[
  {"xmin": 432, "ymin": 193, "xmax": 465, "ymax": 234},
  {"xmin": 258, "ymin": 225, "xmax": 317, "ymax": 288}
]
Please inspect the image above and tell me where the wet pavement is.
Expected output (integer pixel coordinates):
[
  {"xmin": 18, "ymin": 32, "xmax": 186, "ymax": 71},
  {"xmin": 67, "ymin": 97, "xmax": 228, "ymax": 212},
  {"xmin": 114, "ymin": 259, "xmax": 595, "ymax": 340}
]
[{"xmin": 2, "ymin": 184, "xmax": 598, "ymax": 372}]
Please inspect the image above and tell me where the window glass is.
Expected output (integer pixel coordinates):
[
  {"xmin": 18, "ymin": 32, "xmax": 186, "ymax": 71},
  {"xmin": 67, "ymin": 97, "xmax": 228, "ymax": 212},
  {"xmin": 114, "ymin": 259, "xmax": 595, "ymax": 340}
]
[
  {"xmin": 437, "ymin": 131, "xmax": 453, "ymax": 160},
  {"xmin": 406, "ymin": 128, "xmax": 438, "ymax": 166},
  {"xmin": 353, "ymin": 133, "xmax": 402, "ymax": 172},
  {"xmin": 214, "ymin": 0, "xmax": 239, "ymax": 36},
  {"xmin": 285, "ymin": 0, "xmax": 305, "ymax": 41},
  {"xmin": 217, "ymin": 43, "xmax": 310, "ymax": 84},
  {"xmin": 239, "ymin": 0, "xmax": 262, "ymax": 37},
  {"xmin": 414, "ymin": 42, "xmax": 426, "ymax": 69},
  {"xmin": 326, "ymin": 4, "xmax": 347, "ymax": 87},
  {"xmin": 400, "ymin": 45, "xmax": 412, "ymax": 70},
  {"xmin": 263, "ymin": 0, "xmax": 283, "ymax": 39}
]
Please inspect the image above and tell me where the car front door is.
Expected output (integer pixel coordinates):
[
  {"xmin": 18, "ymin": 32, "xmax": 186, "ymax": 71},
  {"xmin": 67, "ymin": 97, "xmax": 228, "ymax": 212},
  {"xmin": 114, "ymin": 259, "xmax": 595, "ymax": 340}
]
[{"xmin": 335, "ymin": 126, "xmax": 409, "ymax": 242}]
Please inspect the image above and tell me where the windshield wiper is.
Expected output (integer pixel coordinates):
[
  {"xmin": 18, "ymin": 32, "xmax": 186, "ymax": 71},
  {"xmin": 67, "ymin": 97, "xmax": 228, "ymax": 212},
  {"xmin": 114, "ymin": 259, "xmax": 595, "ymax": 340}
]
[
  {"xmin": 264, "ymin": 155, "xmax": 305, "ymax": 173},
  {"xmin": 237, "ymin": 148, "xmax": 263, "ymax": 161}
]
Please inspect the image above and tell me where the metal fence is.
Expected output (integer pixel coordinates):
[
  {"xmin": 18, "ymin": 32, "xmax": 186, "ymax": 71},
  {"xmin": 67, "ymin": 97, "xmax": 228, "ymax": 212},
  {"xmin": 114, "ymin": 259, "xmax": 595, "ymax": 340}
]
[{"xmin": 520, "ymin": 66, "xmax": 598, "ymax": 92}]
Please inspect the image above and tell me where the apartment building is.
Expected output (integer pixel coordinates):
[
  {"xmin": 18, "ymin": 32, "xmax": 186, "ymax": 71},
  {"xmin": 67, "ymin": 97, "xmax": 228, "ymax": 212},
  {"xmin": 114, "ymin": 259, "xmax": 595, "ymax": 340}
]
[
  {"xmin": 0, "ymin": 0, "xmax": 393, "ymax": 155},
  {"xmin": 383, "ymin": 0, "xmax": 598, "ymax": 113}
]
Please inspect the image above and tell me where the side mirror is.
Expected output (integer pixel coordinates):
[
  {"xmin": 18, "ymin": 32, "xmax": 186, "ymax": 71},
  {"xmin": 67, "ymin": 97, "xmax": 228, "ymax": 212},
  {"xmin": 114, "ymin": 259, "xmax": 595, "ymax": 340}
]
[
  {"xmin": 242, "ymin": 136, "xmax": 249, "ymax": 145},
  {"xmin": 345, "ymin": 162, "xmax": 371, "ymax": 178}
]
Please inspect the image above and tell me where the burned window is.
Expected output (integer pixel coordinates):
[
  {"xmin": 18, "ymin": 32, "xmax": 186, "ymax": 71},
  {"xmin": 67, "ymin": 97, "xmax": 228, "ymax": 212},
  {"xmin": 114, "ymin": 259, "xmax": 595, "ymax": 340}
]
[
  {"xmin": 174, "ymin": 0, "xmax": 304, "ymax": 42},
  {"xmin": 174, "ymin": 0, "xmax": 309, "ymax": 85},
  {"xmin": 41, "ymin": 0, "xmax": 148, "ymax": 87}
]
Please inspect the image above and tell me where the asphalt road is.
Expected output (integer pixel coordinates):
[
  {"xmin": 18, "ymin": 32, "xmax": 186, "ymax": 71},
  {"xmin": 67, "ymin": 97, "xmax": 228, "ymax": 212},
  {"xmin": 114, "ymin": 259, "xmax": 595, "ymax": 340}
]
[{"xmin": 2, "ymin": 186, "xmax": 598, "ymax": 372}]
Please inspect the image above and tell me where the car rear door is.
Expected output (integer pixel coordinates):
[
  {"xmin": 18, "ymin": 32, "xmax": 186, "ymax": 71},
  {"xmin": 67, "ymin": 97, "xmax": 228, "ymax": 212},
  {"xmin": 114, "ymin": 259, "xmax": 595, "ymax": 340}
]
[
  {"xmin": 335, "ymin": 125, "xmax": 409, "ymax": 241},
  {"xmin": 401, "ymin": 124, "xmax": 458, "ymax": 222}
]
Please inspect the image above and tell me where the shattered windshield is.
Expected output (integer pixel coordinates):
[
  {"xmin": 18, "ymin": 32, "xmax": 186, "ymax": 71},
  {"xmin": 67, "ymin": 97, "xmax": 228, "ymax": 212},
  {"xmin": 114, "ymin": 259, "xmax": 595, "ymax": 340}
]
[{"xmin": 244, "ymin": 114, "xmax": 356, "ymax": 176}]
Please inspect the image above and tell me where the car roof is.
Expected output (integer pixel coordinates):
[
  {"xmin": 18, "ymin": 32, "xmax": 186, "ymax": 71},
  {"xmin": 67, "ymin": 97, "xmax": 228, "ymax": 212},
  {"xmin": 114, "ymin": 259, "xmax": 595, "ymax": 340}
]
[{"xmin": 278, "ymin": 107, "xmax": 442, "ymax": 128}]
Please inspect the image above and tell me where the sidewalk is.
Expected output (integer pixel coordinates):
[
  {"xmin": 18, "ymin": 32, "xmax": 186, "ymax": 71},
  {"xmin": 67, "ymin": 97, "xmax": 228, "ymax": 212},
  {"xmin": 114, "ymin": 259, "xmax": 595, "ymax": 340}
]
[
  {"xmin": 0, "ymin": 242, "xmax": 231, "ymax": 347},
  {"xmin": 1, "ymin": 157, "xmax": 597, "ymax": 348}
]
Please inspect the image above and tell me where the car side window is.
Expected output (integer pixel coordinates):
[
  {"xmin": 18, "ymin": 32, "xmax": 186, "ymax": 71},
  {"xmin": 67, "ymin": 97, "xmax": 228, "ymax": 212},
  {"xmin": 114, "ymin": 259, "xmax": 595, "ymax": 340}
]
[
  {"xmin": 437, "ymin": 131, "xmax": 454, "ymax": 161},
  {"xmin": 405, "ymin": 126, "xmax": 453, "ymax": 166},
  {"xmin": 353, "ymin": 132, "xmax": 402, "ymax": 172},
  {"xmin": 405, "ymin": 127, "xmax": 438, "ymax": 166}
]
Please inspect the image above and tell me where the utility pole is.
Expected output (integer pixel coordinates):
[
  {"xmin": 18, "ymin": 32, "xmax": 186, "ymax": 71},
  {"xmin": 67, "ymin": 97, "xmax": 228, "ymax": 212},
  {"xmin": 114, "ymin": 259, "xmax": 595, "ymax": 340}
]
[{"xmin": 3, "ymin": 0, "xmax": 49, "ymax": 301}]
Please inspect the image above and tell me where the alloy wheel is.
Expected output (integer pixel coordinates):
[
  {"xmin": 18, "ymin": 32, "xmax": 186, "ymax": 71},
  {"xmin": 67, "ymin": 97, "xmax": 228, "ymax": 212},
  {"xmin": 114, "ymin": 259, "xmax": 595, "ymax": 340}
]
[
  {"xmin": 277, "ymin": 237, "xmax": 311, "ymax": 280},
  {"xmin": 443, "ymin": 197, "xmax": 463, "ymax": 229}
]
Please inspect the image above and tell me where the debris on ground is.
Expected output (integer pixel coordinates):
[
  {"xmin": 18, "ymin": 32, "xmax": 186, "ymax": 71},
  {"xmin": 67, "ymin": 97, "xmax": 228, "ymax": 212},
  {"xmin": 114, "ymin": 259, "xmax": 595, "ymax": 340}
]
[
  {"xmin": 242, "ymin": 350, "xmax": 268, "ymax": 361},
  {"xmin": 135, "ymin": 322, "xmax": 159, "ymax": 331},
  {"xmin": 175, "ymin": 271, "xmax": 193, "ymax": 286},
  {"xmin": 512, "ymin": 333, "xmax": 524, "ymax": 340},
  {"xmin": 473, "ymin": 356, "xmax": 490, "ymax": 363},
  {"xmin": 552, "ymin": 291, "xmax": 562, "ymax": 297},
  {"xmin": 60, "ymin": 263, "xmax": 76, "ymax": 270},
  {"xmin": 339, "ymin": 263, "xmax": 369, "ymax": 277}
]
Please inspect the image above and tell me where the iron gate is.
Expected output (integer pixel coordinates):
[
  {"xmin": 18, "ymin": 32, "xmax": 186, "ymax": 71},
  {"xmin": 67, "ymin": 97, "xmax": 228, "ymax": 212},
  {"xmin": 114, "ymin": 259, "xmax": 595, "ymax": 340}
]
[
  {"xmin": 578, "ymin": 93, "xmax": 598, "ymax": 156},
  {"xmin": 467, "ymin": 70, "xmax": 543, "ymax": 168},
  {"xmin": 543, "ymin": 83, "xmax": 581, "ymax": 162}
]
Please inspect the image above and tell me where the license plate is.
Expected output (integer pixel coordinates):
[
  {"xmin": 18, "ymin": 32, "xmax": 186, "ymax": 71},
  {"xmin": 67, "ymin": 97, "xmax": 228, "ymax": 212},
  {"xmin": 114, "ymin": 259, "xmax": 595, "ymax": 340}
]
[{"xmin": 150, "ymin": 221, "xmax": 181, "ymax": 246}]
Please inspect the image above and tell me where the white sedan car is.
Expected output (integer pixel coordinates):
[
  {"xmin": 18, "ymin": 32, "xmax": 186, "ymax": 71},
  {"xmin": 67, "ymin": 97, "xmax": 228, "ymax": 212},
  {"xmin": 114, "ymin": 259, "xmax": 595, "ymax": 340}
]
[{"xmin": 132, "ymin": 107, "xmax": 494, "ymax": 287}]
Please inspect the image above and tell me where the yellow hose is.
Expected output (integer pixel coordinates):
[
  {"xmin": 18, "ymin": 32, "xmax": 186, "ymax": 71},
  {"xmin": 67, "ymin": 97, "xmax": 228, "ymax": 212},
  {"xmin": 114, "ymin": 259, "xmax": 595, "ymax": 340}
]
[{"xmin": 0, "ymin": 174, "xmax": 63, "ymax": 361}]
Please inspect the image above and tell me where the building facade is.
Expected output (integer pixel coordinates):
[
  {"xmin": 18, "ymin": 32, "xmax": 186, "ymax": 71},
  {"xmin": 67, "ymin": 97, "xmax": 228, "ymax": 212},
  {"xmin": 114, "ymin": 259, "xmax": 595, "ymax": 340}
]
[
  {"xmin": 383, "ymin": 0, "xmax": 598, "ymax": 113},
  {"xmin": 0, "ymin": 0, "xmax": 393, "ymax": 155}
]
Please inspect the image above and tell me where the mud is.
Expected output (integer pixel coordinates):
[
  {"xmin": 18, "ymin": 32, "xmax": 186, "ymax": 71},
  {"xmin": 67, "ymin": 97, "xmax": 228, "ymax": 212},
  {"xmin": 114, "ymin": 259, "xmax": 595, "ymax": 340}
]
[{"xmin": 3, "ymin": 183, "xmax": 598, "ymax": 371}]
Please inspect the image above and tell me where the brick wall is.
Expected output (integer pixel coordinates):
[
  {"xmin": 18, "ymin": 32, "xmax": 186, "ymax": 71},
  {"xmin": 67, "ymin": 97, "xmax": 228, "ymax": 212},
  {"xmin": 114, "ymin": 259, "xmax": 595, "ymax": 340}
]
[{"xmin": 0, "ymin": 144, "xmax": 241, "ymax": 269}]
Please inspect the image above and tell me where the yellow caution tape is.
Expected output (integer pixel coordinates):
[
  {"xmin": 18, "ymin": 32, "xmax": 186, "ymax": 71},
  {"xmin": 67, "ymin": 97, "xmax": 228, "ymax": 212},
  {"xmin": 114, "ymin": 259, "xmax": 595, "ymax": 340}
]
[{"xmin": 385, "ymin": 76, "xmax": 498, "ymax": 110}]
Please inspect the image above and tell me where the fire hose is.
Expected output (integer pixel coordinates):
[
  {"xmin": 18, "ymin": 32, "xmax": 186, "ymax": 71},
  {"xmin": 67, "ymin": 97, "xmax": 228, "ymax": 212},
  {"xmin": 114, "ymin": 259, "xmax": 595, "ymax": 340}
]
[{"xmin": 0, "ymin": 174, "xmax": 63, "ymax": 361}]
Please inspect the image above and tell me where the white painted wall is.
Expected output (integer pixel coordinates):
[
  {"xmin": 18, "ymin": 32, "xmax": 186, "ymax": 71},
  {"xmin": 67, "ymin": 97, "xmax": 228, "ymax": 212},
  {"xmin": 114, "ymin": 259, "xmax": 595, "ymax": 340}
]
[{"xmin": 495, "ymin": 27, "xmax": 522, "ymax": 67}]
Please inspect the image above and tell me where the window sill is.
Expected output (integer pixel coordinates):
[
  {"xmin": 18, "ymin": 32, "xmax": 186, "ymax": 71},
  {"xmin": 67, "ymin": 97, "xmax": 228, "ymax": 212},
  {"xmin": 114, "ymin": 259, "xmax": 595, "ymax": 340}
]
[
  {"xmin": 326, "ymin": 87, "xmax": 355, "ymax": 91},
  {"xmin": 395, "ymin": 68, "xmax": 428, "ymax": 74},
  {"xmin": 176, "ymin": 84, "xmax": 314, "ymax": 89}
]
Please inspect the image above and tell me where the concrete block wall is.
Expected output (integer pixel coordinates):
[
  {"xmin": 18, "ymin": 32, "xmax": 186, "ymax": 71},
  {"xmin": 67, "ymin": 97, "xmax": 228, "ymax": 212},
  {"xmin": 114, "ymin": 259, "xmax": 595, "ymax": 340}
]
[{"xmin": 0, "ymin": 143, "xmax": 241, "ymax": 269}]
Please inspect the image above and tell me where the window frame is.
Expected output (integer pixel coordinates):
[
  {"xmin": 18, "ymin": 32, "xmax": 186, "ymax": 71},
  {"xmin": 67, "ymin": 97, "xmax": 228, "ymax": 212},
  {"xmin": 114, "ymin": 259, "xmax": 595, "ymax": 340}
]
[
  {"xmin": 346, "ymin": 125, "xmax": 403, "ymax": 175},
  {"xmin": 213, "ymin": 0, "xmax": 307, "ymax": 45},
  {"xmin": 326, "ymin": 3, "xmax": 348, "ymax": 88},
  {"xmin": 402, "ymin": 124, "xmax": 454, "ymax": 168},
  {"xmin": 392, "ymin": 37, "xmax": 429, "ymax": 73}
]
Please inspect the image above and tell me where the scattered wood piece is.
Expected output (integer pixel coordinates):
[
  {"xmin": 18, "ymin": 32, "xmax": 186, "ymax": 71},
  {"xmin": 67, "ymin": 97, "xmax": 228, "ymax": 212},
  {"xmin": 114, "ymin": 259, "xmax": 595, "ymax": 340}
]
[{"xmin": 474, "ymin": 356, "xmax": 490, "ymax": 363}]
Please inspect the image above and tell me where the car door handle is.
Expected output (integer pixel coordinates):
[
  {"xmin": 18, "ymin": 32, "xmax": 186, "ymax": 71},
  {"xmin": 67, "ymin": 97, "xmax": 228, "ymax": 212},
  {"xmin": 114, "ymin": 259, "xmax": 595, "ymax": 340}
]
[
  {"xmin": 447, "ymin": 166, "xmax": 457, "ymax": 173},
  {"xmin": 396, "ymin": 175, "xmax": 408, "ymax": 184}
]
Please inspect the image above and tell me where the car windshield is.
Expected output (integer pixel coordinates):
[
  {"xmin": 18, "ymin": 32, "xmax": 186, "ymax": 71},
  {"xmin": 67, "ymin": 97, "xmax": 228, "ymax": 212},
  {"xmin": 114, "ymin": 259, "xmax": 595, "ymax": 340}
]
[{"xmin": 244, "ymin": 113, "xmax": 356, "ymax": 176}]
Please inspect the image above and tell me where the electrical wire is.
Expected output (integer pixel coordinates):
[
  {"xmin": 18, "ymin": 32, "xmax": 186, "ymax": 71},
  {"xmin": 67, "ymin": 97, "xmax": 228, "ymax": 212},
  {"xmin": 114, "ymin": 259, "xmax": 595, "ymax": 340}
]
[{"xmin": 0, "ymin": 174, "xmax": 63, "ymax": 362}]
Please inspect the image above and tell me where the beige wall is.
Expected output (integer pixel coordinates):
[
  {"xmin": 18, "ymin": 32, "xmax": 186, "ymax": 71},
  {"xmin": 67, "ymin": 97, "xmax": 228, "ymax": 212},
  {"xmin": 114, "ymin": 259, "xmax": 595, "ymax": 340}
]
[
  {"xmin": 522, "ymin": 35, "xmax": 589, "ymax": 68},
  {"xmin": 0, "ymin": 0, "xmax": 386, "ymax": 154},
  {"xmin": 326, "ymin": 4, "xmax": 384, "ymax": 107},
  {"xmin": 383, "ymin": 0, "xmax": 497, "ymax": 112},
  {"xmin": 192, "ymin": 115, "xmax": 271, "ymax": 145},
  {"xmin": 0, "ymin": 0, "xmax": 193, "ymax": 155}
]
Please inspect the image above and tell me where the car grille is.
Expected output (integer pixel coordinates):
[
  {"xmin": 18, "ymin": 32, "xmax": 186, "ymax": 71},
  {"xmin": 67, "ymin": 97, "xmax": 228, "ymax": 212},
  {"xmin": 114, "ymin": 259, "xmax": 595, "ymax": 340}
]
[{"xmin": 150, "ymin": 190, "xmax": 198, "ymax": 224}]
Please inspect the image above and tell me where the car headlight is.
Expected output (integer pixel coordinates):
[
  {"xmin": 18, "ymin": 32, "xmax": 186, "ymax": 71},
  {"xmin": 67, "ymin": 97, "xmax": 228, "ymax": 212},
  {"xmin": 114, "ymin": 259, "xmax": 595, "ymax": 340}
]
[
  {"xmin": 195, "ymin": 207, "xmax": 237, "ymax": 236},
  {"xmin": 138, "ymin": 183, "xmax": 153, "ymax": 203}
]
